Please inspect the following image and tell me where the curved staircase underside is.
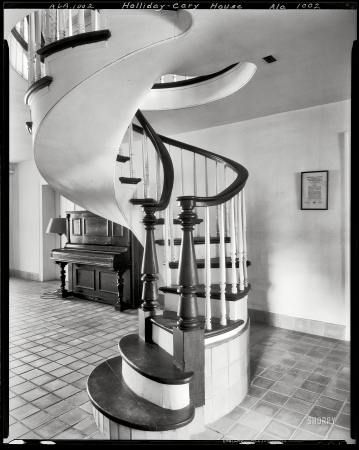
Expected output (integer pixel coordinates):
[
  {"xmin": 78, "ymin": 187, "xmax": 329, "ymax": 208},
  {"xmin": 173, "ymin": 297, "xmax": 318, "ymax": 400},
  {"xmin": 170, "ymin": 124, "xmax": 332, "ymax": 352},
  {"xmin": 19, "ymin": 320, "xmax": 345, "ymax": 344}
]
[{"xmin": 28, "ymin": 9, "xmax": 270, "ymax": 246}]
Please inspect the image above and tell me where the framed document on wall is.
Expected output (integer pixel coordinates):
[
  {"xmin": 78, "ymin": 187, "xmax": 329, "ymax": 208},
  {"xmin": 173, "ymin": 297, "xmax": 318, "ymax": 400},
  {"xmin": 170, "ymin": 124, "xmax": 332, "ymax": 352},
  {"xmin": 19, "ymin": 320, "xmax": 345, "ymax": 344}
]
[{"xmin": 301, "ymin": 171, "xmax": 328, "ymax": 210}]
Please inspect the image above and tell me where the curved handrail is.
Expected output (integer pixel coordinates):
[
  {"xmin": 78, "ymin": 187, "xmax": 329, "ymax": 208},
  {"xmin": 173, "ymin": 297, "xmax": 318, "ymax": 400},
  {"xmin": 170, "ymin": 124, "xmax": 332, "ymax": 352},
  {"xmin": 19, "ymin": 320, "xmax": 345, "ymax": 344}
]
[
  {"xmin": 152, "ymin": 63, "xmax": 238, "ymax": 90},
  {"xmin": 135, "ymin": 110, "xmax": 174, "ymax": 212},
  {"xmin": 132, "ymin": 124, "xmax": 248, "ymax": 207},
  {"xmin": 11, "ymin": 28, "xmax": 28, "ymax": 51}
]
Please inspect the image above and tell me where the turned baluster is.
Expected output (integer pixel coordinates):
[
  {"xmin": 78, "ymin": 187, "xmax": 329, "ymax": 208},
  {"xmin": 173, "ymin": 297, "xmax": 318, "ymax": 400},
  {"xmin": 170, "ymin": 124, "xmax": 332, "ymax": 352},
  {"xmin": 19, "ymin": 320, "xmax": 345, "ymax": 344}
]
[
  {"xmin": 242, "ymin": 188, "xmax": 248, "ymax": 287},
  {"xmin": 140, "ymin": 204, "xmax": 161, "ymax": 312},
  {"xmin": 78, "ymin": 10, "xmax": 85, "ymax": 34},
  {"xmin": 215, "ymin": 162, "xmax": 220, "ymax": 236},
  {"xmin": 230, "ymin": 197, "xmax": 238, "ymax": 294},
  {"xmin": 176, "ymin": 197, "xmax": 200, "ymax": 331},
  {"xmin": 68, "ymin": 10, "xmax": 72, "ymax": 36},
  {"xmin": 35, "ymin": 11, "xmax": 42, "ymax": 81},
  {"xmin": 28, "ymin": 14, "xmax": 36, "ymax": 87},
  {"xmin": 204, "ymin": 158, "xmax": 212, "ymax": 330},
  {"xmin": 57, "ymin": 10, "xmax": 65, "ymax": 39},
  {"xmin": 164, "ymin": 206, "xmax": 171, "ymax": 286},
  {"xmin": 224, "ymin": 166, "xmax": 230, "ymax": 237},
  {"xmin": 219, "ymin": 203, "xmax": 227, "ymax": 325},
  {"xmin": 236, "ymin": 192, "xmax": 245, "ymax": 291},
  {"xmin": 44, "ymin": 10, "xmax": 51, "ymax": 44}
]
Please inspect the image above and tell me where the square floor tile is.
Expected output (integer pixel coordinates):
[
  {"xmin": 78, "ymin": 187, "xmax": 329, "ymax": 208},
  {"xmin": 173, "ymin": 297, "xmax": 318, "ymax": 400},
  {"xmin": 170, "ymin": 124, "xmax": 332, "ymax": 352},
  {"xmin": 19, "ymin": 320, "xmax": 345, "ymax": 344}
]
[
  {"xmin": 251, "ymin": 400, "xmax": 281, "ymax": 418},
  {"xmin": 224, "ymin": 423, "xmax": 259, "ymax": 440},
  {"xmin": 35, "ymin": 419, "xmax": 70, "ymax": 439},
  {"xmin": 238, "ymin": 410, "xmax": 272, "ymax": 430},
  {"xmin": 11, "ymin": 403, "xmax": 40, "ymax": 421},
  {"xmin": 263, "ymin": 420, "xmax": 296, "ymax": 439}
]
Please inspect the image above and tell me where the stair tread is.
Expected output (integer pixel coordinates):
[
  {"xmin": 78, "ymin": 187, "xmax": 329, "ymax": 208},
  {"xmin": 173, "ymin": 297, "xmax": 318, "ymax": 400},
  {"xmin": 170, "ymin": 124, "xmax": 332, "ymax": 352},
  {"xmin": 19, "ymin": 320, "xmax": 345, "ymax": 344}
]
[
  {"xmin": 155, "ymin": 237, "xmax": 231, "ymax": 245},
  {"xmin": 151, "ymin": 312, "xmax": 245, "ymax": 338},
  {"xmin": 119, "ymin": 334, "xmax": 194, "ymax": 385},
  {"xmin": 169, "ymin": 256, "xmax": 240, "ymax": 269},
  {"xmin": 160, "ymin": 283, "xmax": 251, "ymax": 300},
  {"xmin": 87, "ymin": 356, "xmax": 195, "ymax": 431}
]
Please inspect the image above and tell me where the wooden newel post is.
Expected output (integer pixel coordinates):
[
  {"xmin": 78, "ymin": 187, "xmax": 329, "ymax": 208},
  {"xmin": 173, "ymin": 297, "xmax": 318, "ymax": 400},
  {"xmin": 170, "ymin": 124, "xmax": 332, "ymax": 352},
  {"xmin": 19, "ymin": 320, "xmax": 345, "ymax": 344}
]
[
  {"xmin": 176, "ymin": 197, "xmax": 200, "ymax": 330},
  {"xmin": 173, "ymin": 197, "xmax": 205, "ymax": 407},
  {"xmin": 138, "ymin": 204, "xmax": 163, "ymax": 342}
]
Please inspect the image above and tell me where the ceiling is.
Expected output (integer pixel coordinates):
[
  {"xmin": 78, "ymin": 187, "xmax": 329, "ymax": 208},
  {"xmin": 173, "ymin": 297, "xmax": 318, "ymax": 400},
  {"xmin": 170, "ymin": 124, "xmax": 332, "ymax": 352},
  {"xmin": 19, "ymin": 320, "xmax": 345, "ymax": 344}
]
[{"xmin": 6, "ymin": 8, "xmax": 356, "ymax": 162}]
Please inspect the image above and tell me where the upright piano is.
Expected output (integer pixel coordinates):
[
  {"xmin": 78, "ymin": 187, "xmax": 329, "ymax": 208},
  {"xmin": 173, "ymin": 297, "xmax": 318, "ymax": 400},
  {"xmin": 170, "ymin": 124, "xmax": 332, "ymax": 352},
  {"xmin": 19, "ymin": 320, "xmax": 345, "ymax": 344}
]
[{"xmin": 50, "ymin": 210, "xmax": 143, "ymax": 311}]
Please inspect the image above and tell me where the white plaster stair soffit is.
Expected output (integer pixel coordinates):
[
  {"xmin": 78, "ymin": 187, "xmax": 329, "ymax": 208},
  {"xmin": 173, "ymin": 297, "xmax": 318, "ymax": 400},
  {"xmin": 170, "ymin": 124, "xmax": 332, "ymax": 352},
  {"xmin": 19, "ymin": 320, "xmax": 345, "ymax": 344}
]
[
  {"xmin": 141, "ymin": 62, "xmax": 257, "ymax": 111},
  {"xmin": 31, "ymin": 9, "xmax": 193, "ymax": 246}
]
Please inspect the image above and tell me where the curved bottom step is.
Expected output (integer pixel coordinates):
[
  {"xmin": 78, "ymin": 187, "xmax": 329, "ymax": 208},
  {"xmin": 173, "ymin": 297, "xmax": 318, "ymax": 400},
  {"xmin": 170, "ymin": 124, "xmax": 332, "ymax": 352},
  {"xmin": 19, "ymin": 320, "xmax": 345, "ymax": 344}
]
[{"xmin": 87, "ymin": 356, "xmax": 195, "ymax": 438}]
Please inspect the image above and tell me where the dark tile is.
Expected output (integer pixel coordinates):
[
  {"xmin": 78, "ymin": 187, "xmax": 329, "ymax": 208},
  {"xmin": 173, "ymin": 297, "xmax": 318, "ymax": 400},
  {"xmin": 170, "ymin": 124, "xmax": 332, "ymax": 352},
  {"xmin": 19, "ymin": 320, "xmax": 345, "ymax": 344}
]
[
  {"xmin": 261, "ymin": 391, "xmax": 289, "ymax": 407},
  {"xmin": 251, "ymin": 400, "xmax": 281, "ymax": 418},
  {"xmin": 300, "ymin": 380, "xmax": 326, "ymax": 395},
  {"xmin": 46, "ymin": 400, "xmax": 76, "ymax": 416},
  {"xmin": 322, "ymin": 386, "xmax": 349, "ymax": 401},
  {"xmin": 42, "ymin": 379, "xmax": 68, "ymax": 392},
  {"xmin": 21, "ymin": 387, "xmax": 49, "ymax": 402},
  {"xmin": 293, "ymin": 389, "xmax": 319, "ymax": 403},
  {"xmin": 286, "ymin": 368, "xmax": 311, "ymax": 380},
  {"xmin": 299, "ymin": 417, "xmax": 332, "ymax": 437},
  {"xmin": 225, "ymin": 406, "xmax": 247, "ymax": 422},
  {"xmin": 10, "ymin": 381, "xmax": 37, "ymax": 395},
  {"xmin": 268, "ymin": 363, "xmax": 289, "ymax": 374},
  {"xmin": 21, "ymin": 410, "xmax": 53, "ymax": 429},
  {"xmin": 264, "ymin": 420, "xmax": 296, "ymax": 439},
  {"xmin": 11, "ymin": 403, "xmax": 40, "ymax": 420},
  {"xmin": 73, "ymin": 416, "xmax": 98, "ymax": 436},
  {"xmin": 328, "ymin": 378, "xmax": 350, "ymax": 392},
  {"xmin": 53, "ymin": 428, "xmax": 86, "ymax": 439},
  {"xmin": 308, "ymin": 405, "xmax": 338, "ymax": 421},
  {"xmin": 36, "ymin": 419, "xmax": 70, "ymax": 439},
  {"xmin": 238, "ymin": 396, "xmax": 259, "ymax": 410},
  {"xmin": 284, "ymin": 397, "xmax": 312, "ymax": 415},
  {"xmin": 336, "ymin": 413, "xmax": 350, "ymax": 429},
  {"xmin": 32, "ymin": 393, "xmax": 62, "ymax": 409},
  {"xmin": 280, "ymin": 375, "xmax": 306, "ymax": 388},
  {"xmin": 306, "ymin": 373, "xmax": 331, "ymax": 386},
  {"xmin": 247, "ymin": 385, "xmax": 267, "ymax": 399},
  {"xmin": 270, "ymin": 382, "xmax": 297, "ymax": 397},
  {"xmin": 274, "ymin": 408, "xmax": 305, "ymax": 427},
  {"xmin": 66, "ymin": 390, "xmax": 91, "ymax": 406},
  {"xmin": 342, "ymin": 402, "xmax": 350, "ymax": 415},
  {"xmin": 252, "ymin": 376, "xmax": 275, "ymax": 389},
  {"xmin": 58, "ymin": 407, "xmax": 89, "ymax": 426}
]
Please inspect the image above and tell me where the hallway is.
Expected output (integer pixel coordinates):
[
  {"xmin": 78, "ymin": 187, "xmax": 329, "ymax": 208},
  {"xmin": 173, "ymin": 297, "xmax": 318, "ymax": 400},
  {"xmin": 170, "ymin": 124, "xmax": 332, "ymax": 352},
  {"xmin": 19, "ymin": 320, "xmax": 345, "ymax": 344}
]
[{"xmin": 5, "ymin": 278, "xmax": 352, "ymax": 442}]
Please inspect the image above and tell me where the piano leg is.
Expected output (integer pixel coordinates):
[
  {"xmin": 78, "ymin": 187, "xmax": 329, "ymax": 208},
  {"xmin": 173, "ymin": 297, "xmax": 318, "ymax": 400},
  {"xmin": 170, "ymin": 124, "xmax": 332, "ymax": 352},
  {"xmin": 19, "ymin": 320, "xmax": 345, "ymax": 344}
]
[
  {"xmin": 56, "ymin": 261, "xmax": 69, "ymax": 298},
  {"xmin": 115, "ymin": 267, "xmax": 129, "ymax": 311}
]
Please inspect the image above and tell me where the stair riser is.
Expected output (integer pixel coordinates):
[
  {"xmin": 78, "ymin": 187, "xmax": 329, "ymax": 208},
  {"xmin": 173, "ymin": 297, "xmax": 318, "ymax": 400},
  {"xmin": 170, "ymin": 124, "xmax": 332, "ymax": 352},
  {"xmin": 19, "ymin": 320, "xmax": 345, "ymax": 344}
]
[
  {"xmin": 122, "ymin": 359, "xmax": 190, "ymax": 410},
  {"xmin": 155, "ymin": 242, "xmax": 234, "ymax": 260},
  {"xmin": 152, "ymin": 322, "xmax": 174, "ymax": 356},
  {"xmin": 164, "ymin": 292, "xmax": 248, "ymax": 322},
  {"xmin": 93, "ymin": 406, "xmax": 190, "ymax": 440},
  {"xmin": 167, "ymin": 267, "xmax": 245, "ymax": 285}
]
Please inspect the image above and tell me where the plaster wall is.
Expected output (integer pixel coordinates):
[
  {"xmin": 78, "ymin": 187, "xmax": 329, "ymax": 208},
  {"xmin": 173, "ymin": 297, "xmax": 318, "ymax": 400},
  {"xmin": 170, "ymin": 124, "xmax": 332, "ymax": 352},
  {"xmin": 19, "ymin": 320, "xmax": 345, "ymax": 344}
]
[{"xmin": 171, "ymin": 100, "xmax": 350, "ymax": 327}]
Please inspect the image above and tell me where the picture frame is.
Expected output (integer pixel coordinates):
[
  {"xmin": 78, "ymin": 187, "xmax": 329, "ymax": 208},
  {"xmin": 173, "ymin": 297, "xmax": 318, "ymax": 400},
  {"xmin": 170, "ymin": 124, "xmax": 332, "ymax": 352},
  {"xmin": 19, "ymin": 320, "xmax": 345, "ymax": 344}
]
[{"xmin": 301, "ymin": 170, "xmax": 328, "ymax": 210}]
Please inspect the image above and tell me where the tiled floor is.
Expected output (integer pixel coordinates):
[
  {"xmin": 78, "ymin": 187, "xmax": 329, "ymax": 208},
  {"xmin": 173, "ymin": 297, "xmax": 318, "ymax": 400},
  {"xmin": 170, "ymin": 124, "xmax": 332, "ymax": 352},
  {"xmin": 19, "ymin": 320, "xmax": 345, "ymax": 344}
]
[{"xmin": 4, "ymin": 278, "xmax": 353, "ymax": 443}]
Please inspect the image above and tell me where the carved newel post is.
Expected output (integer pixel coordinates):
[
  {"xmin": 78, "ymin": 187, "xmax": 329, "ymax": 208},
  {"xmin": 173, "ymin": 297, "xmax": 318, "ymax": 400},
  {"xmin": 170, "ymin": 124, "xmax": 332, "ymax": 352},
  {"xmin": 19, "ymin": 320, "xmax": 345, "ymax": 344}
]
[
  {"xmin": 173, "ymin": 197, "xmax": 205, "ymax": 407},
  {"xmin": 138, "ymin": 204, "xmax": 163, "ymax": 341},
  {"xmin": 176, "ymin": 198, "xmax": 200, "ymax": 330}
]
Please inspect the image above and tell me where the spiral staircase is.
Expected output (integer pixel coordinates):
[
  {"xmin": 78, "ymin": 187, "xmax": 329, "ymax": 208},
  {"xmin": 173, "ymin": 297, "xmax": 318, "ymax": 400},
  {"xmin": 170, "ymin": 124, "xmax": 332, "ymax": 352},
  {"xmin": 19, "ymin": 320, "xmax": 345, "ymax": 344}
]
[{"xmin": 8, "ymin": 8, "xmax": 258, "ymax": 440}]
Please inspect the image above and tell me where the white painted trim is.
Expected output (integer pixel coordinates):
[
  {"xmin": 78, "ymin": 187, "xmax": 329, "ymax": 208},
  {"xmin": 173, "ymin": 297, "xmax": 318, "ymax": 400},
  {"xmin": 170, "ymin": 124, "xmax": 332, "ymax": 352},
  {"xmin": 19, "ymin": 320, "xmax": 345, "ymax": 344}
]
[
  {"xmin": 152, "ymin": 323, "xmax": 174, "ymax": 356},
  {"xmin": 205, "ymin": 321, "xmax": 247, "ymax": 347},
  {"xmin": 122, "ymin": 359, "xmax": 189, "ymax": 410},
  {"xmin": 344, "ymin": 131, "xmax": 351, "ymax": 341}
]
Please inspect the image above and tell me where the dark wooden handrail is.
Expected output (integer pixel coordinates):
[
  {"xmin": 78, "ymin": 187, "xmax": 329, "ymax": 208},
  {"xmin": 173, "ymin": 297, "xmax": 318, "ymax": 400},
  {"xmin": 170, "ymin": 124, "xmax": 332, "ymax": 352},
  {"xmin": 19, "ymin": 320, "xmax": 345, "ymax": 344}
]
[
  {"xmin": 132, "ymin": 124, "xmax": 248, "ymax": 207},
  {"xmin": 135, "ymin": 110, "xmax": 174, "ymax": 212},
  {"xmin": 11, "ymin": 28, "xmax": 28, "ymax": 51},
  {"xmin": 152, "ymin": 63, "xmax": 238, "ymax": 89}
]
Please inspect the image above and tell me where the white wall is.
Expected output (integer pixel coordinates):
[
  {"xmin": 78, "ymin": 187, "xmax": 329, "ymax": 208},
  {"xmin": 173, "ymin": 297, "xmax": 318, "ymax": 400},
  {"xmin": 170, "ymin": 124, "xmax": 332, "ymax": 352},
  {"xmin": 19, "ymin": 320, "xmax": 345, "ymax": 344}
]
[{"xmin": 171, "ymin": 100, "xmax": 350, "ymax": 327}]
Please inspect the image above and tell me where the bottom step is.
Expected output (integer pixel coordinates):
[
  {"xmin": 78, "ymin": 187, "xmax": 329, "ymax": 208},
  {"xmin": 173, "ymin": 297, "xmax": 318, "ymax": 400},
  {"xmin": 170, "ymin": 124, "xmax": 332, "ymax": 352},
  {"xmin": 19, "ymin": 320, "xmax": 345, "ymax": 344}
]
[{"xmin": 87, "ymin": 356, "xmax": 195, "ymax": 437}]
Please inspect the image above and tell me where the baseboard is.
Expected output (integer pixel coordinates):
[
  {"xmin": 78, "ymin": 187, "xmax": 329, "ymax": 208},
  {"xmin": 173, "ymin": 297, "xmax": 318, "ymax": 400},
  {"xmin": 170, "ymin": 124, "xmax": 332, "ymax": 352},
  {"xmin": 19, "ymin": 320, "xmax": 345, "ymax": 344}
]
[
  {"xmin": 10, "ymin": 269, "xmax": 39, "ymax": 282},
  {"xmin": 248, "ymin": 308, "xmax": 346, "ymax": 341}
]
